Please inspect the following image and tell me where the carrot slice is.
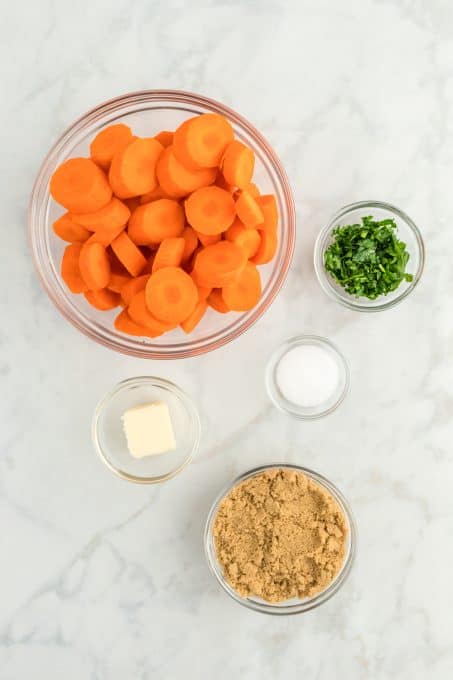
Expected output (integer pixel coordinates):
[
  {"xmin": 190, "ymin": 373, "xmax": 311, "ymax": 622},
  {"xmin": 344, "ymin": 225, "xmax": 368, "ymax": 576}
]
[
  {"xmin": 50, "ymin": 158, "xmax": 112, "ymax": 213},
  {"xmin": 128, "ymin": 199, "xmax": 185, "ymax": 246},
  {"xmin": 255, "ymin": 194, "xmax": 278, "ymax": 235},
  {"xmin": 108, "ymin": 271, "xmax": 131, "ymax": 293},
  {"xmin": 152, "ymin": 237, "xmax": 185, "ymax": 273},
  {"xmin": 250, "ymin": 229, "xmax": 278, "ymax": 265},
  {"xmin": 145, "ymin": 267, "xmax": 198, "ymax": 323},
  {"xmin": 109, "ymin": 137, "xmax": 163, "ymax": 198},
  {"xmin": 85, "ymin": 224, "xmax": 125, "ymax": 247},
  {"xmin": 185, "ymin": 186, "xmax": 236, "ymax": 235},
  {"xmin": 225, "ymin": 219, "xmax": 261, "ymax": 258},
  {"xmin": 114, "ymin": 309, "xmax": 157, "ymax": 337},
  {"xmin": 154, "ymin": 131, "xmax": 174, "ymax": 148},
  {"xmin": 120, "ymin": 274, "xmax": 150, "ymax": 306},
  {"xmin": 195, "ymin": 231, "xmax": 221, "ymax": 247},
  {"xmin": 181, "ymin": 227, "xmax": 199, "ymax": 264},
  {"xmin": 90, "ymin": 124, "xmax": 134, "ymax": 170},
  {"xmin": 128, "ymin": 290, "xmax": 174, "ymax": 334},
  {"xmin": 140, "ymin": 186, "xmax": 169, "ymax": 204},
  {"xmin": 207, "ymin": 289, "xmax": 230, "ymax": 313},
  {"xmin": 193, "ymin": 241, "xmax": 247, "ymax": 288},
  {"xmin": 222, "ymin": 262, "xmax": 262, "ymax": 311},
  {"xmin": 235, "ymin": 190, "xmax": 264, "ymax": 228},
  {"xmin": 70, "ymin": 197, "xmax": 130, "ymax": 231},
  {"xmin": 180, "ymin": 300, "xmax": 208, "ymax": 334},
  {"xmin": 61, "ymin": 243, "xmax": 88, "ymax": 293},
  {"xmin": 221, "ymin": 140, "xmax": 255, "ymax": 189},
  {"xmin": 173, "ymin": 113, "xmax": 234, "ymax": 169},
  {"xmin": 123, "ymin": 196, "xmax": 141, "ymax": 212},
  {"xmin": 193, "ymin": 279, "xmax": 212, "ymax": 301},
  {"xmin": 111, "ymin": 231, "xmax": 147, "ymax": 276},
  {"xmin": 84, "ymin": 288, "xmax": 121, "ymax": 311},
  {"xmin": 156, "ymin": 146, "xmax": 217, "ymax": 198},
  {"xmin": 79, "ymin": 242, "xmax": 111, "ymax": 291},
  {"xmin": 53, "ymin": 213, "xmax": 91, "ymax": 243},
  {"xmin": 215, "ymin": 171, "xmax": 235, "ymax": 193},
  {"xmin": 243, "ymin": 182, "xmax": 260, "ymax": 198}
]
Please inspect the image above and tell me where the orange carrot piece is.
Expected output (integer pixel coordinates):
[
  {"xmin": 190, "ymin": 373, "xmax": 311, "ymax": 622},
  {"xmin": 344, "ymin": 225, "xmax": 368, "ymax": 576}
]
[
  {"xmin": 53, "ymin": 213, "xmax": 90, "ymax": 243},
  {"xmin": 140, "ymin": 186, "xmax": 169, "ymax": 204},
  {"xmin": 50, "ymin": 158, "xmax": 112, "ymax": 213},
  {"xmin": 193, "ymin": 241, "xmax": 247, "ymax": 288},
  {"xmin": 85, "ymin": 224, "xmax": 125, "ymax": 247},
  {"xmin": 108, "ymin": 271, "xmax": 131, "ymax": 293},
  {"xmin": 145, "ymin": 267, "xmax": 198, "ymax": 323},
  {"xmin": 70, "ymin": 197, "xmax": 130, "ymax": 231},
  {"xmin": 222, "ymin": 262, "xmax": 262, "ymax": 311},
  {"xmin": 152, "ymin": 237, "xmax": 185, "ymax": 273},
  {"xmin": 61, "ymin": 243, "xmax": 88, "ymax": 293},
  {"xmin": 142, "ymin": 253, "xmax": 156, "ymax": 274},
  {"xmin": 111, "ymin": 231, "xmax": 147, "ymax": 276},
  {"xmin": 90, "ymin": 124, "xmax": 134, "ymax": 170},
  {"xmin": 193, "ymin": 278, "xmax": 212, "ymax": 301},
  {"xmin": 154, "ymin": 130, "xmax": 174, "ymax": 148},
  {"xmin": 225, "ymin": 219, "xmax": 261, "ymax": 258},
  {"xmin": 221, "ymin": 140, "xmax": 255, "ymax": 189},
  {"xmin": 114, "ymin": 309, "xmax": 156, "ymax": 337},
  {"xmin": 84, "ymin": 288, "xmax": 121, "ymax": 311},
  {"xmin": 195, "ymin": 231, "xmax": 221, "ymax": 247},
  {"xmin": 250, "ymin": 230, "xmax": 278, "ymax": 265},
  {"xmin": 128, "ymin": 199, "xmax": 185, "ymax": 246},
  {"xmin": 128, "ymin": 290, "xmax": 174, "ymax": 334},
  {"xmin": 109, "ymin": 137, "xmax": 164, "ymax": 198},
  {"xmin": 243, "ymin": 182, "xmax": 260, "ymax": 198},
  {"xmin": 255, "ymin": 194, "xmax": 278, "ymax": 235},
  {"xmin": 156, "ymin": 146, "xmax": 217, "ymax": 198},
  {"xmin": 215, "ymin": 171, "xmax": 235, "ymax": 193},
  {"xmin": 180, "ymin": 300, "xmax": 208, "ymax": 334},
  {"xmin": 173, "ymin": 113, "xmax": 234, "ymax": 170},
  {"xmin": 79, "ymin": 242, "xmax": 111, "ymax": 291},
  {"xmin": 207, "ymin": 289, "xmax": 230, "ymax": 313},
  {"xmin": 181, "ymin": 227, "xmax": 199, "ymax": 264},
  {"xmin": 123, "ymin": 196, "xmax": 141, "ymax": 212},
  {"xmin": 235, "ymin": 190, "xmax": 264, "ymax": 228},
  {"xmin": 120, "ymin": 274, "xmax": 150, "ymax": 306},
  {"xmin": 185, "ymin": 186, "xmax": 236, "ymax": 235}
]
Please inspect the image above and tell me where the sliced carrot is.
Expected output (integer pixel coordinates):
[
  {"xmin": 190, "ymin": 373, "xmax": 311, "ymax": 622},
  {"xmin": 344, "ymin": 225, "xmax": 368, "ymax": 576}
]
[
  {"xmin": 70, "ymin": 197, "xmax": 130, "ymax": 231},
  {"xmin": 243, "ymin": 182, "xmax": 260, "ymax": 198},
  {"xmin": 207, "ymin": 289, "xmax": 230, "ymax": 313},
  {"xmin": 145, "ymin": 267, "xmax": 198, "ymax": 323},
  {"xmin": 152, "ymin": 237, "xmax": 185, "ymax": 273},
  {"xmin": 222, "ymin": 262, "xmax": 262, "ymax": 311},
  {"xmin": 123, "ymin": 196, "xmax": 141, "ymax": 212},
  {"xmin": 181, "ymin": 227, "xmax": 199, "ymax": 264},
  {"xmin": 235, "ymin": 190, "xmax": 264, "ymax": 228},
  {"xmin": 255, "ymin": 194, "xmax": 278, "ymax": 235},
  {"xmin": 85, "ymin": 224, "xmax": 125, "ymax": 247},
  {"xmin": 79, "ymin": 242, "xmax": 111, "ymax": 291},
  {"xmin": 128, "ymin": 290, "xmax": 174, "ymax": 334},
  {"xmin": 180, "ymin": 300, "xmax": 208, "ymax": 334},
  {"xmin": 61, "ymin": 243, "xmax": 88, "ymax": 293},
  {"xmin": 128, "ymin": 199, "xmax": 185, "ymax": 246},
  {"xmin": 114, "ymin": 309, "xmax": 156, "ymax": 338},
  {"xmin": 90, "ymin": 124, "xmax": 134, "ymax": 170},
  {"xmin": 142, "ymin": 253, "xmax": 156, "ymax": 274},
  {"xmin": 225, "ymin": 219, "xmax": 261, "ymax": 258},
  {"xmin": 109, "ymin": 137, "xmax": 163, "ymax": 198},
  {"xmin": 173, "ymin": 113, "xmax": 234, "ymax": 169},
  {"xmin": 215, "ymin": 171, "xmax": 235, "ymax": 193},
  {"xmin": 111, "ymin": 231, "xmax": 147, "ymax": 276},
  {"xmin": 185, "ymin": 186, "xmax": 236, "ymax": 235},
  {"xmin": 156, "ymin": 146, "xmax": 217, "ymax": 198},
  {"xmin": 154, "ymin": 130, "xmax": 174, "ymax": 148},
  {"xmin": 250, "ymin": 229, "xmax": 278, "ymax": 265},
  {"xmin": 193, "ymin": 241, "xmax": 247, "ymax": 288},
  {"xmin": 84, "ymin": 288, "xmax": 121, "ymax": 311},
  {"xmin": 221, "ymin": 140, "xmax": 255, "ymax": 189},
  {"xmin": 53, "ymin": 213, "xmax": 91, "ymax": 243},
  {"xmin": 195, "ymin": 231, "xmax": 221, "ymax": 247},
  {"xmin": 140, "ymin": 186, "xmax": 169, "ymax": 204},
  {"xmin": 120, "ymin": 274, "xmax": 150, "ymax": 306},
  {"xmin": 50, "ymin": 157, "xmax": 112, "ymax": 213},
  {"xmin": 108, "ymin": 271, "xmax": 131, "ymax": 293}
]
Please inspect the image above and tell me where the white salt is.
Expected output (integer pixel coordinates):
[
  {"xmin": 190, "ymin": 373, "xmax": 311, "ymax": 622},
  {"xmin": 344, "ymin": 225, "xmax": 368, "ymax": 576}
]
[{"xmin": 276, "ymin": 344, "xmax": 339, "ymax": 408}]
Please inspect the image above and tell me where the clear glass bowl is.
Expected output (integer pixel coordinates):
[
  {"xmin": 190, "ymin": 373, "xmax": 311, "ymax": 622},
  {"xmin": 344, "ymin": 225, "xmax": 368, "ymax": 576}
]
[
  {"xmin": 204, "ymin": 463, "xmax": 357, "ymax": 615},
  {"xmin": 314, "ymin": 200, "xmax": 424, "ymax": 312},
  {"xmin": 29, "ymin": 90, "xmax": 295, "ymax": 359},
  {"xmin": 92, "ymin": 376, "xmax": 200, "ymax": 483},
  {"xmin": 266, "ymin": 335, "xmax": 349, "ymax": 419}
]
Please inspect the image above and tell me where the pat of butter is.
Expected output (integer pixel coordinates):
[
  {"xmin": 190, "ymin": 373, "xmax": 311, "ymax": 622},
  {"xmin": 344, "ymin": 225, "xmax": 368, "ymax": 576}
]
[{"xmin": 122, "ymin": 401, "xmax": 176, "ymax": 458}]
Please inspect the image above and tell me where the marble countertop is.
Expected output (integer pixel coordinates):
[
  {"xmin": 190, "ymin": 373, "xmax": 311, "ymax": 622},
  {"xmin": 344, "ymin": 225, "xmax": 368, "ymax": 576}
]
[{"xmin": 2, "ymin": 0, "xmax": 453, "ymax": 678}]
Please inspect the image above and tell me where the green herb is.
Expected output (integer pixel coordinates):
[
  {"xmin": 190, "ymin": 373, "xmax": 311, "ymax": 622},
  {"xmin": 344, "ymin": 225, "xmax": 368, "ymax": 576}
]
[{"xmin": 324, "ymin": 215, "xmax": 413, "ymax": 299}]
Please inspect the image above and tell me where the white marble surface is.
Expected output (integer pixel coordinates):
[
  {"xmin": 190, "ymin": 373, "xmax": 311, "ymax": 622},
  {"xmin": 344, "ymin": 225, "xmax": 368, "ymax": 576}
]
[{"xmin": 2, "ymin": 0, "xmax": 453, "ymax": 678}]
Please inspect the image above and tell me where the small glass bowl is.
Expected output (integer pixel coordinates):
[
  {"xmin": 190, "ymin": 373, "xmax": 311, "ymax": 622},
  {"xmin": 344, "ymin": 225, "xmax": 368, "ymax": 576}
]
[
  {"xmin": 204, "ymin": 463, "xmax": 357, "ymax": 615},
  {"xmin": 266, "ymin": 335, "xmax": 349, "ymax": 419},
  {"xmin": 314, "ymin": 200, "xmax": 425, "ymax": 312},
  {"xmin": 92, "ymin": 376, "xmax": 201, "ymax": 483}
]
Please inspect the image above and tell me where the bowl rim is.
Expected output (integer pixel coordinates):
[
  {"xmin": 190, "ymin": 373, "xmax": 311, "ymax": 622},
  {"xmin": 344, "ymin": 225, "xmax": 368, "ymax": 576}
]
[
  {"xmin": 91, "ymin": 375, "xmax": 201, "ymax": 484},
  {"xmin": 29, "ymin": 89, "xmax": 296, "ymax": 359},
  {"xmin": 204, "ymin": 463, "xmax": 357, "ymax": 615},
  {"xmin": 313, "ymin": 200, "xmax": 425, "ymax": 312}
]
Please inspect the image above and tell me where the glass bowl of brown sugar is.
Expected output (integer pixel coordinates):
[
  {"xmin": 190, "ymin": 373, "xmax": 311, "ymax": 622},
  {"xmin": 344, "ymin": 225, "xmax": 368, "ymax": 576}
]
[{"xmin": 204, "ymin": 463, "xmax": 357, "ymax": 615}]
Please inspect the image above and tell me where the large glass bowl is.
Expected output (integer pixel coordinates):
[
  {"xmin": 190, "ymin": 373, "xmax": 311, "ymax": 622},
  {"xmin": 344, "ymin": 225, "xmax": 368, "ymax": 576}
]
[{"xmin": 29, "ymin": 90, "xmax": 295, "ymax": 359}]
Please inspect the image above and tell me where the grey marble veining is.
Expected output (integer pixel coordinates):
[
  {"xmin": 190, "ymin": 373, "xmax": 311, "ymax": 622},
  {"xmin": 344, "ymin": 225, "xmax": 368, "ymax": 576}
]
[{"xmin": 1, "ymin": 0, "xmax": 453, "ymax": 678}]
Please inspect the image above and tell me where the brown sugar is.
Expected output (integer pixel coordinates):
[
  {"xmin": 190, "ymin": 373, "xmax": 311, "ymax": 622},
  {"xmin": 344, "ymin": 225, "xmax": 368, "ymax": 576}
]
[{"xmin": 213, "ymin": 468, "xmax": 347, "ymax": 603}]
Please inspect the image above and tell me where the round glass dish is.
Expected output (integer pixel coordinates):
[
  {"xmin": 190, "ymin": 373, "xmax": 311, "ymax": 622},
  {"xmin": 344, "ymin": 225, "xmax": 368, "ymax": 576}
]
[
  {"xmin": 266, "ymin": 335, "xmax": 349, "ymax": 419},
  {"xmin": 29, "ymin": 90, "xmax": 295, "ymax": 359},
  {"xmin": 92, "ymin": 376, "xmax": 200, "ymax": 483},
  {"xmin": 204, "ymin": 463, "xmax": 356, "ymax": 615},
  {"xmin": 314, "ymin": 200, "xmax": 424, "ymax": 312}
]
